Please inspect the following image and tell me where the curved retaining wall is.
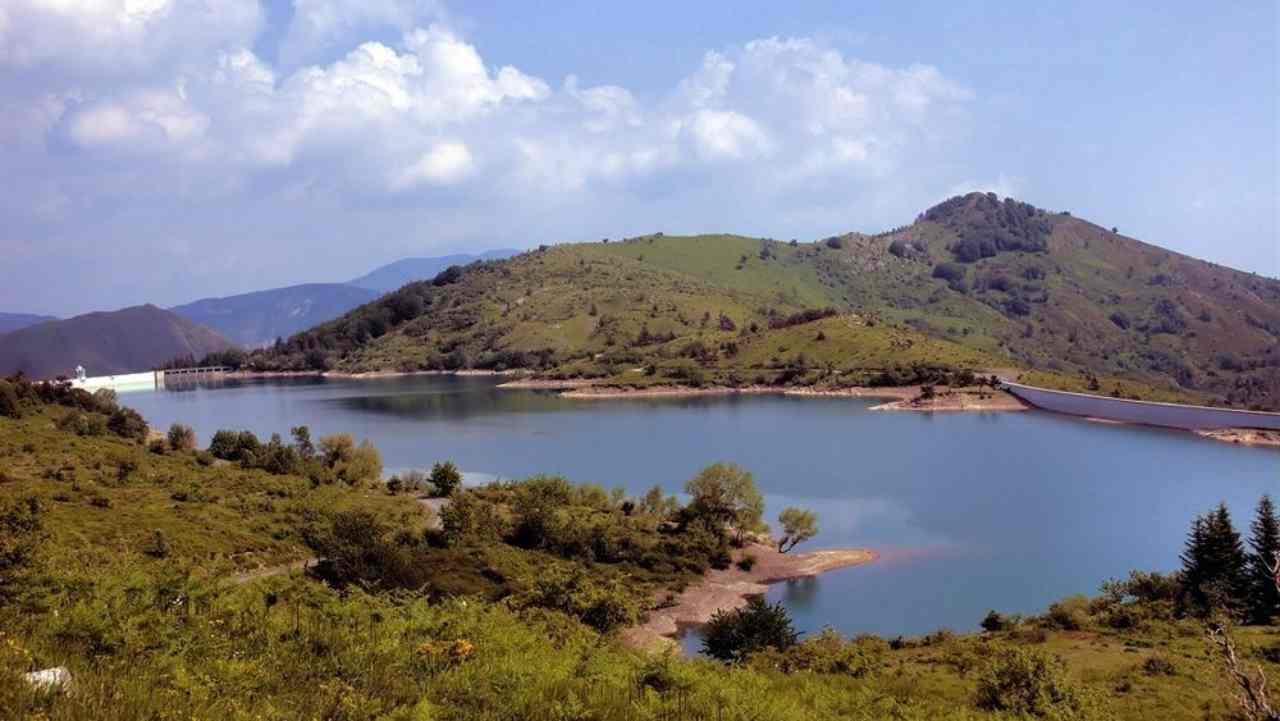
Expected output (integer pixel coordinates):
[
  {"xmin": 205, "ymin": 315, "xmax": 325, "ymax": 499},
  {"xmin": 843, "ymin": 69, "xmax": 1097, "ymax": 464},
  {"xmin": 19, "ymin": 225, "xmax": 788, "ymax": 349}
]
[{"xmin": 1003, "ymin": 382, "xmax": 1280, "ymax": 431}]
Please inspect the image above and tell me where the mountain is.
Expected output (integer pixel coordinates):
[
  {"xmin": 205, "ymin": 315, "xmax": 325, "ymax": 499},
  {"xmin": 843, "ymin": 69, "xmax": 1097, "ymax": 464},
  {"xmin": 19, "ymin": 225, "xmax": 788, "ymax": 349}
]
[
  {"xmin": 0, "ymin": 312, "xmax": 57, "ymax": 334},
  {"xmin": 0, "ymin": 304, "xmax": 237, "ymax": 380},
  {"xmin": 247, "ymin": 194, "xmax": 1280, "ymax": 409},
  {"xmin": 348, "ymin": 249, "xmax": 521, "ymax": 293},
  {"xmin": 171, "ymin": 283, "xmax": 380, "ymax": 348}
]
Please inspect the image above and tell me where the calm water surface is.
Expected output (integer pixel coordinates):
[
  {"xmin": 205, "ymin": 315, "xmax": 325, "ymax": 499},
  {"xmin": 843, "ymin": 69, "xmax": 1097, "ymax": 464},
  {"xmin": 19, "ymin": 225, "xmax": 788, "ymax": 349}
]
[{"xmin": 126, "ymin": 376, "xmax": 1277, "ymax": 646}]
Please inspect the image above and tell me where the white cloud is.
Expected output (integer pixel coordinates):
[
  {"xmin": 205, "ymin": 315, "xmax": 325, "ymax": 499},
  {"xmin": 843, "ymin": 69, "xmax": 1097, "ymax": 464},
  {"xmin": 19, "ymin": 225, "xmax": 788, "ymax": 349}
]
[
  {"xmin": 681, "ymin": 109, "xmax": 773, "ymax": 160},
  {"xmin": 0, "ymin": 13, "xmax": 980, "ymax": 313},
  {"xmin": 280, "ymin": 0, "xmax": 443, "ymax": 66},
  {"xmin": 391, "ymin": 140, "xmax": 474, "ymax": 189}
]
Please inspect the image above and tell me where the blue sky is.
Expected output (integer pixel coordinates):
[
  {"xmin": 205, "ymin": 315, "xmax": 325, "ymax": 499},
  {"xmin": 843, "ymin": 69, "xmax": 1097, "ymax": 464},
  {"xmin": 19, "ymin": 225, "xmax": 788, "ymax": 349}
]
[{"xmin": 1, "ymin": 0, "xmax": 1275, "ymax": 316}]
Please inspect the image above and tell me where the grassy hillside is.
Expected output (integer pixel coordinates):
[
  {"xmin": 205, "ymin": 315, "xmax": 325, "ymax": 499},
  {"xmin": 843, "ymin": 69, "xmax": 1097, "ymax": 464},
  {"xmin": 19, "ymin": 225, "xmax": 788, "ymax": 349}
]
[
  {"xmin": 2, "ymin": 386, "xmax": 1277, "ymax": 720},
  {"xmin": 0, "ymin": 304, "xmax": 237, "ymax": 380},
  {"xmin": 247, "ymin": 194, "xmax": 1280, "ymax": 409}
]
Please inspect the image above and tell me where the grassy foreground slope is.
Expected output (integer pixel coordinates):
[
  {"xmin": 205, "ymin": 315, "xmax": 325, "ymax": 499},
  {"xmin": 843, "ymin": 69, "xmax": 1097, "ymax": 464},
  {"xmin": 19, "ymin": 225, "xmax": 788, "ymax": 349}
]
[
  {"xmin": 249, "ymin": 194, "xmax": 1279, "ymax": 409},
  {"xmin": 3, "ymin": 391, "xmax": 1279, "ymax": 720}
]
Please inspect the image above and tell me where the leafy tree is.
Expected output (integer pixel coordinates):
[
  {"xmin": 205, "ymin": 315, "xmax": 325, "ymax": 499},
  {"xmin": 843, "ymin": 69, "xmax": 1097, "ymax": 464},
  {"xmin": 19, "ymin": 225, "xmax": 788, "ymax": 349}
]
[
  {"xmin": 429, "ymin": 461, "xmax": 463, "ymax": 497},
  {"xmin": 702, "ymin": 596, "xmax": 799, "ymax": 664},
  {"xmin": 290, "ymin": 425, "xmax": 316, "ymax": 461},
  {"xmin": 1181, "ymin": 503, "xmax": 1250, "ymax": 617},
  {"xmin": 777, "ymin": 507, "xmax": 818, "ymax": 553},
  {"xmin": 684, "ymin": 463, "xmax": 766, "ymax": 542},
  {"xmin": 1247, "ymin": 495, "xmax": 1280, "ymax": 624}
]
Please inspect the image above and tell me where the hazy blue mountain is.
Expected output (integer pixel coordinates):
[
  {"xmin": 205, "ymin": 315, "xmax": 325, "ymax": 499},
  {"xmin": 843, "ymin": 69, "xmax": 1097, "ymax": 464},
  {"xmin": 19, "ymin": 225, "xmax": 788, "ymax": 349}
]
[
  {"xmin": 0, "ymin": 305, "xmax": 235, "ymax": 379},
  {"xmin": 0, "ymin": 312, "xmax": 58, "ymax": 334},
  {"xmin": 348, "ymin": 249, "xmax": 520, "ymax": 293},
  {"xmin": 171, "ymin": 283, "xmax": 379, "ymax": 347}
]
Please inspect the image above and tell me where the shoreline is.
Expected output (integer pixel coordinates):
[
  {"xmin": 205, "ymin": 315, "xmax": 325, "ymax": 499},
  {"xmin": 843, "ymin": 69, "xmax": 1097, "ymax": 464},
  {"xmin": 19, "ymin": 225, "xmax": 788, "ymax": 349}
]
[
  {"xmin": 559, "ymin": 383, "xmax": 917, "ymax": 401},
  {"xmin": 1194, "ymin": 427, "xmax": 1280, "ymax": 448},
  {"xmin": 621, "ymin": 543, "xmax": 877, "ymax": 653},
  {"xmin": 869, "ymin": 389, "xmax": 1029, "ymax": 413}
]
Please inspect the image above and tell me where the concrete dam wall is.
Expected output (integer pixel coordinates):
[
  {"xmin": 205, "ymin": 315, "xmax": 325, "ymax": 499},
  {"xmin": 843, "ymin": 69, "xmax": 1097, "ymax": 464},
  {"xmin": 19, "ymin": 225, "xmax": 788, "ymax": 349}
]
[{"xmin": 1003, "ymin": 382, "xmax": 1280, "ymax": 431}]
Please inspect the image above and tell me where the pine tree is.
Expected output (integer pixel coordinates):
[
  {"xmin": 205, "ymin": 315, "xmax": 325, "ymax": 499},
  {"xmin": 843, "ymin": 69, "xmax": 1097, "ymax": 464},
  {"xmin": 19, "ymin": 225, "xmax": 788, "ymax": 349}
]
[
  {"xmin": 1181, "ymin": 503, "xmax": 1250, "ymax": 617},
  {"xmin": 1247, "ymin": 494, "xmax": 1280, "ymax": 624}
]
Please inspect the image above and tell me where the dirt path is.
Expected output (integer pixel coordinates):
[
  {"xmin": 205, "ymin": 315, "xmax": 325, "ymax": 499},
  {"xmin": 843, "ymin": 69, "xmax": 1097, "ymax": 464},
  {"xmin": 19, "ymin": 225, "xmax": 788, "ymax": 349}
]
[
  {"xmin": 622, "ymin": 543, "xmax": 877, "ymax": 652},
  {"xmin": 229, "ymin": 558, "xmax": 315, "ymax": 585}
]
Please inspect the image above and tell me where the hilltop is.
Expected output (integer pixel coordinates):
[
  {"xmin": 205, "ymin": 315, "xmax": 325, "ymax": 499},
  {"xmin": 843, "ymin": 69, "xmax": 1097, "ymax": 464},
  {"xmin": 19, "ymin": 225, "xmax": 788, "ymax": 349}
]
[
  {"xmin": 247, "ymin": 194, "xmax": 1280, "ymax": 409},
  {"xmin": 347, "ymin": 249, "xmax": 521, "ymax": 293},
  {"xmin": 171, "ymin": 283, "xmax": 379, "ymax": 347},
  {"xmin": 0, "ymin": 304, "xmax": 236, "ymax": 379}
]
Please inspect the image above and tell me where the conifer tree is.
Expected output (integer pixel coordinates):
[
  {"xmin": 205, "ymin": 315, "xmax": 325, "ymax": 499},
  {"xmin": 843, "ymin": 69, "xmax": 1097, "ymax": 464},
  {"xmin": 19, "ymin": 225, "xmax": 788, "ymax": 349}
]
[
  {"xmin": 1181, "ymin": 503, "xmax": 1250, "ymax": 617},
  {"xmin": 1247, "ymin": 494, "xmax": 1280, "ymax": 624}
]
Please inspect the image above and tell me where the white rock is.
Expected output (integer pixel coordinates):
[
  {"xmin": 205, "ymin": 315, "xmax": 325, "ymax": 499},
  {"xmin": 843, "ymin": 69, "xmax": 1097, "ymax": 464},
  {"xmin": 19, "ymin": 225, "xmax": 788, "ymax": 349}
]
[{"xmin": 23, "ymin": 666, "xmax": 71, "ymax": 692}]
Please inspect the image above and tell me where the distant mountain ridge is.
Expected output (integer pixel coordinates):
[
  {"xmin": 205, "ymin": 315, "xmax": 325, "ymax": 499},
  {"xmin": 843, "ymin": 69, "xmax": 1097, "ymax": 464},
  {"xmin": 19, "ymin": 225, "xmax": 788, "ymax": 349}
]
[
  {"xmin": 171, "ymin": 283, "xmax": 379, "ymax": 347},
  {"xmin": 0, "ymin": 305, "xmax": 236, "ymax": 380},
  {"xmin": 0, "ymin": 312, "xmax": 58, "ymax": 334},
  {"xmin": 348, "ymin": 249, "xmax": 520, "ymax": 292}
]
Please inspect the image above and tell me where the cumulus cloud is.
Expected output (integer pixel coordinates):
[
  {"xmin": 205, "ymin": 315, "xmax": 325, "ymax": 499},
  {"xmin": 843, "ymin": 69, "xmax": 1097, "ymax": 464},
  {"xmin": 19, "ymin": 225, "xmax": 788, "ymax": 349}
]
[{"xmin": 0, "ymin": 8, "xmax": 978, "ymax": 314}]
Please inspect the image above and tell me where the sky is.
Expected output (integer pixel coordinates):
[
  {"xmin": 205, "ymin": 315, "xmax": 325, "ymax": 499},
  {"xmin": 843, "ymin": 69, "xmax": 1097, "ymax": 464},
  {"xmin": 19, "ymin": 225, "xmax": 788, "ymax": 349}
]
[{"xmin": 0, "ymin": 0, "xmax": 1276, "ymax": 317}]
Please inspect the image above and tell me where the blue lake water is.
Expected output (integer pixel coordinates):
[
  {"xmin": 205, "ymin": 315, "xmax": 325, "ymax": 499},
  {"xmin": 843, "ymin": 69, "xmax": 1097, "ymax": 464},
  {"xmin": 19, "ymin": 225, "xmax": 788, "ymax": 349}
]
[{"xmin": 126, "ymin": 375, "xmax": 1277, "ymax": 646}]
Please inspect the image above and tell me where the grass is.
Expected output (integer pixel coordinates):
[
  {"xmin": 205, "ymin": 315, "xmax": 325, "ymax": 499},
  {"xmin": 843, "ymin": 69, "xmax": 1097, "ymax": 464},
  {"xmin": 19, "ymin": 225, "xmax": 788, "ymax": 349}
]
[
  {"xmin": 2, "ymin": 404, "xmax": 1278, "ymax": 720},
  {"xmin": 0, "ymin": 408, "xmax": 423, "ymax": 575}
]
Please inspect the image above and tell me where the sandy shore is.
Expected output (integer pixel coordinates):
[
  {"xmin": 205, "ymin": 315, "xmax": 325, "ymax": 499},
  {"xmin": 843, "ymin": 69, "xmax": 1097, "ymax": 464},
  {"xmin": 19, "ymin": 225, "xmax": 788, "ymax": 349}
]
[
  {"xmin": 1195, "ymin": 428, "xmax": 1280, "ymax": 448},
  {"xmin": 497, "ymin": 378, "xmax": 600, "ymax": 390},
  {"xmin": 870, "ymin": 388, "xmax": 1029, "ymax": 413},
  {"xmin": 560, "ymin": 384, "xmax": 917, "ymax": 401},
  {"xmin": 232, "ymin": 369, "xmax": 523, "ymax": 380},
  {"xmin": 621, "ymin": 543, "xmax": 877, "ymax": 652}
]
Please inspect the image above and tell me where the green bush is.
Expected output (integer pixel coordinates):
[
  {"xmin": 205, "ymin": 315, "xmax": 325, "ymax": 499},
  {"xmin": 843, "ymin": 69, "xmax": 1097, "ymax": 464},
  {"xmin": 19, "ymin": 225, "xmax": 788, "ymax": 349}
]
[
  {"xmin": 750, "ymin": 628, "xmax": 887, "ymax": 677},
  {"xmin": 167, "ymin": 423, "xmax": 196, "ymax": 452},
  {"xmin": 702, "ymin": 597, "xmax": 799, "ymax": 664},
  {"xmin": 429, "ymin": 461, "xmax": 463, "ymax": 497},
  {"xmin": 106, "ymin": 407, "xmax": 147, "ymax": 441},
  {"xmin": 1045, "ymin": 594, "xmax": 1091, "ymax": 631},
  {"xmin": 975, "ymin": 645, "xmax": 1103, "ymax": 718}
]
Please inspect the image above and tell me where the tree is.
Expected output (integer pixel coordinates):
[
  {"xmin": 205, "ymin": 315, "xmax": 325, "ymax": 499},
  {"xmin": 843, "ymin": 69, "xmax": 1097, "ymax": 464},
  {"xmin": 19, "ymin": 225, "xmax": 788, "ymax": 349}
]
[
  {"xmin": 429, "ymin": 461, "xmax": 463, "ymax": 497},
  {"xmin": 777, "ymin": 507, "xmax": 818, "ymax": 553},
  {"xmin": 1182, "ymin": 503, "xmax": 1250, "ymax": 617},
  {"xmin": 1247, "ymin": 495, "xmax": 1280, "ymax": 624},
  {"xmin": 702, "ymin": 596, "xmax": 799, "ymax": 664},
  {"xmin": 684, "ymin": 463, "xmax": 766, "ymax": 542}
]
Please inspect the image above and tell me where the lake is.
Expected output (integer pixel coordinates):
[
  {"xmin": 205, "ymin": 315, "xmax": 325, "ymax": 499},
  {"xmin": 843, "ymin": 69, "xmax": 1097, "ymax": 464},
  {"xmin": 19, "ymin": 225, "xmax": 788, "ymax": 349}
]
[{"xmin": 126, "ymin": 375, "xmax": 1277, "ymax": 647}]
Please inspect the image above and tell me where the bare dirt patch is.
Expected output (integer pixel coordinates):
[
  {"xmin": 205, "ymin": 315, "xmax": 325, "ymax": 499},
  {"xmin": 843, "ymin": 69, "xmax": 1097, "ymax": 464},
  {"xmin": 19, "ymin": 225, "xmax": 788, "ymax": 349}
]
[{"xmin": 622, "ymin": 543, "xmax": 876, "ymax": 653}]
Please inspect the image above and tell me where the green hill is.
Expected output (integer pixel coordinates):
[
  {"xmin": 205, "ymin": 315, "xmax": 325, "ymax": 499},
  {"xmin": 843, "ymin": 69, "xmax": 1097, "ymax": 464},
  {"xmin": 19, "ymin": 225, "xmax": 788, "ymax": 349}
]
[{"xmin": 248, "ymin": 194, "xmax": 1280, "ymax": 409}]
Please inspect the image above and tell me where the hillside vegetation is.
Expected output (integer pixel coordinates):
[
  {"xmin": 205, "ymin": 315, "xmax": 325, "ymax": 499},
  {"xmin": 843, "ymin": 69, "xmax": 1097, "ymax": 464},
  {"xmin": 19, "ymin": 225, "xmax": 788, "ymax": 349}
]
[
  {"xmin": 0, "ymin": 304, "xmax": 236, "ymax": 380},
  {"xmin": 2, "ymin": 380, "xmax": 1278, "ymax": 720},
  {"xmin": 247, "ymin": 194, "xmax": 1280, "ymax": 409}
]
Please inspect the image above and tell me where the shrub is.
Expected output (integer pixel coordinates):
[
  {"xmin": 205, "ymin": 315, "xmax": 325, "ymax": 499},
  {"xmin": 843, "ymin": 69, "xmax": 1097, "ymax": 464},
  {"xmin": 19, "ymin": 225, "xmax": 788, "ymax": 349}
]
[
  {"xmin": 736, "ymin": 554, "xmax": 757, "ymax": 572},
  {"xmin": 0, "ymin": 381, "xmax": 21, "ymax": 419},
  {"xmin": 750, "ymin": 629, "xmax": 887, "ymax": 677},
  {"xmin": 1140, "ymin": 654, "xmax": 1176, "ymax": 676},
  {"xmin": 932, "ymin": 262, "xmax": 967, "ymax": 283},
  {"xmin": 702, "ymin": 597, "xmax": 799, "ymax": 664},
  {"xmin": 1045, "ymin": 595, "xmax": 1091, "ymax": 630},
  {"xmin": 167, "ymin": 423, "xmax": 196, "ymax": 452},
  {"xmin": 429, "ymin": 461, "xmax": 463, "ymax": 496},
  {"xmin": 1109, "ymin": 312, "xmax": 1130, "ymax": 330},
  {"xmin": 975, "ymin": 645, "xmax": 1101, "ymax": 718},
  {"xmin": 981, "ymin": 610, "xmax": 1011, "ymax": 632},
  {"xmin": 107, "ymin": 408, "xmax": 148, "ymax": 441}
]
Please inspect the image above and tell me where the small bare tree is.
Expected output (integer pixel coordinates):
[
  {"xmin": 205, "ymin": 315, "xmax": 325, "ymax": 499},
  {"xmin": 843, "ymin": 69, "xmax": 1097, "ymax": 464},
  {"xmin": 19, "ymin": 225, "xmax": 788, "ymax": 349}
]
[{"xmin": 1207, "ymin": 551, "xmax": 1280, "ymax": 721}]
